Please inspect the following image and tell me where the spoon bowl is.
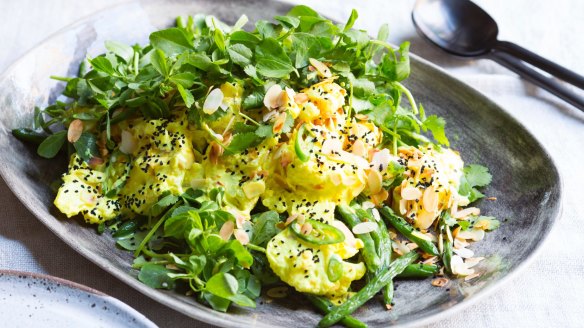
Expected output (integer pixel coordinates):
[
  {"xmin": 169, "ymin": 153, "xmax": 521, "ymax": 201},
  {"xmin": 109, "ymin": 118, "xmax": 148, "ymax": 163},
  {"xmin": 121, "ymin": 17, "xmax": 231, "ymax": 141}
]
[{"xmin": 412, "ymin": 0, "xmax": 498, "ymax": 56}]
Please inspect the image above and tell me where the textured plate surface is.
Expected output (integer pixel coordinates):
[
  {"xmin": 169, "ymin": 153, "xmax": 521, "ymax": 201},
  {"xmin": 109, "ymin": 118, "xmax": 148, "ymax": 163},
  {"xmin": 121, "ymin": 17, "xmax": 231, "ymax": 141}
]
[
  {"xmin": 0, "ymin": 0, "xmax": 561, "ymax": 327},
  {"xmin": 0, "ymin": 270, "xmax": 157, "ymax": 328}
]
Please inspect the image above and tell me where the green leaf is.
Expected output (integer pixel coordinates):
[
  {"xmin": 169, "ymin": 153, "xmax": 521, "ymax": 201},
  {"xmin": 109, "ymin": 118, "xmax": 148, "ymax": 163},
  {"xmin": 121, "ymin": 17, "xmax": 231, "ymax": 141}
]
[
  {"xmin": 138, "ymin": 263, "xmax": 175, "ymax": 289},
  {"xmin": 37, "ymin": 130, "xmax": 66, "ymax": 159},
  {"xmin": 225, "ymin": 132, "xmax": 263, "ymax": 154},
  {"xmin": 229, "ymin": 31, "xmax": 261, "ymax": 48},
  {"xmin": 274, "ymin": 15, "xmax": 300, "ymax": 29},
  {"xmin": 149, "ymin": 28, "xmax": 193, "ymax": 56},
  {"xmin": 343, "ymin": 9, "xmax": 358, "ymax": 32},
  {"xmin": 242, "ymin": 90, "xmax": 265, "ymax": 110},
  {"xmin": 90, "ymin": 57, "xmax": 115, "ymax": 76},
  {"xmin": 255, "ymin": 38, "xmax": 295, "ymax": 78},
  {"xmin": 423, "ymin": 115, "xmax": 449, "ymax": 146},
  {"xmin": 150, "ymin": 193, "xmax": 179, "ymax": 217},
  {"xmin": 150, "ymin": 49, "xmax": 169, "ymax": 77},
  {"xmin": 250, "ymin": 211, "xmax": 281, "ymax": 247},
  {"xmin": 73, "ymin": 132, "xmax": 99, "ymax": 162},
  {"xmin": 213, "ymin": 20, "xmax": 226, "ymax": 52},
  {"xmin": 203, "ymin": 292, "xmax": 231, "ymax": 312},
  {"xmin": 222, "ymin": 240, "xmax": 254, "ymax": 269},
  {"xmin": 206, "ymin": 272, "xmax": 238, "ymax": 298},
  {"xmin": 379, "ymin": 41, "xmax": 411, "ymax": 82},
  {"xmin": 169, "ymin": 72, "xmax": 197, "ymax": 88},
  {"xmin": 176, "ymin": 84, "xmax": 195, "ymax": 108},
  {"xmin": 227, "ymin": 44, "xmax": 253, "ymax": 67},
  {"xmin": 287, "ymin": 5, "xmax": 320, "ymax": 18},
  {"xmin": 105, "ymin": 40, "xmax": 134, "ymax": 63},
  {"xmin": 464, "ymin": 164, "xmax": 492, "ymax": 187}
]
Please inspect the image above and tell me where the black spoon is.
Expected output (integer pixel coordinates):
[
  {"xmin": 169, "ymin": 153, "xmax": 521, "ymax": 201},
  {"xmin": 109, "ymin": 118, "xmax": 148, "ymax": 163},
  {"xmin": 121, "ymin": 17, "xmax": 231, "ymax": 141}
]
[{"xmin": 412, "ymin": 0, "xmax": 584, "ymax": 111}]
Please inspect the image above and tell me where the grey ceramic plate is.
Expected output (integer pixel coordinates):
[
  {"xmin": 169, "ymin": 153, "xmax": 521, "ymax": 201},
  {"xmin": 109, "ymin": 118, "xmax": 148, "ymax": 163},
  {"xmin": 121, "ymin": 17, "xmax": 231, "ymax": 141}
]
[
  {"xmin": 0, "ymin": 0, "xmax": 561, "ymax": 327},
  {"xmin": 0, "ymin": 270, "xmax": 157, "ymax": 328}
]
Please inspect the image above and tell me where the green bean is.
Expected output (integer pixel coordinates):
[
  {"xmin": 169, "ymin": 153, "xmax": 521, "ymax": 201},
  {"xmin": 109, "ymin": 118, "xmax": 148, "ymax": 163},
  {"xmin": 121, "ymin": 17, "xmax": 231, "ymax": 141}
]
[
  {"xmin": 440, "ymin": 215, "xmax": 453, "ymax": 274},
  {"xmin": 396, "ymin": 263, "xmax": 439, "ymax": 279},
  {"xmin": 374, "ymin": 216, "xmax": 394, "ymax": 307},
  {"xmin": 337, "ymin": 205, "xmax": 381, "ymax": 272},
  {"xmin": 317, "ymin": 251, "xmax": 419, "ymax": 328},
  {"xmin": 304, "ymin": 294, "xmax": 367, "ymax": 328},
  {"xmin": 11, "ymin": 128, "xmax": 47, "ymax": 144},
  {"xmin": 379, "ymin": 206, "xmax": 439, "ymax": 256},
  {"xmin": 383, "ymin": 280, "xmax": 394, "ymax": 309}
]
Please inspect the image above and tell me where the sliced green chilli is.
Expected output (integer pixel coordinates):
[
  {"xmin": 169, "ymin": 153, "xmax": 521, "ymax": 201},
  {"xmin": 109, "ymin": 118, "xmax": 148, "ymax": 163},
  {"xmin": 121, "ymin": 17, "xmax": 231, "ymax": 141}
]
[{"xmin": 290, "ymin": 219, "xmax": 345, "ymax": 245}]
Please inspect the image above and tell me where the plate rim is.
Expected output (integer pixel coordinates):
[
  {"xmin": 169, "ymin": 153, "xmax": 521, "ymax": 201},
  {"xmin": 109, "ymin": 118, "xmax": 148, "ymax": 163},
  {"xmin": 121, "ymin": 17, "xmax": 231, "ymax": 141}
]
[
  {"xmin": 0, "ymin": 269, "xmax": 158, "ymax": 328},
  {"xmin": 0, "ymin": 0, "xmax": 563, "ymax": 327}
]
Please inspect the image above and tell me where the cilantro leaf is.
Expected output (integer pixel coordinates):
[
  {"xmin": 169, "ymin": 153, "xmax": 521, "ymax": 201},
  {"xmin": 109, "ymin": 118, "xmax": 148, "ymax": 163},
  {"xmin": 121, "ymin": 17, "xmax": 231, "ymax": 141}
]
[
  {"xmin": 255, "ymin": 38, "xmax": 295, "ymax": 78},
  {"xmin": 464, "ymin": 164, "xmax": 492, "ymax": 187},
  {"xmin": 149, "ymin": 28, "xmax": 193, "ymax": 56},
  {"xmin": 423, "ymin": 114, "xmax": 449, "ymax": 146}
]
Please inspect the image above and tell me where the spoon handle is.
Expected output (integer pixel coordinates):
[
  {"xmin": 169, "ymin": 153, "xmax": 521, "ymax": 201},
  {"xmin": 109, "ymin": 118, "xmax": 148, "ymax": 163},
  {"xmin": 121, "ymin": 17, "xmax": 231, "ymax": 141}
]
[
  {"xmin": 494, "ymin": 41, "xmax": 584, "ymax": 89},
  {"xmin": 489, "ymin": 52, "xmax": 584, "ymax": 111}
]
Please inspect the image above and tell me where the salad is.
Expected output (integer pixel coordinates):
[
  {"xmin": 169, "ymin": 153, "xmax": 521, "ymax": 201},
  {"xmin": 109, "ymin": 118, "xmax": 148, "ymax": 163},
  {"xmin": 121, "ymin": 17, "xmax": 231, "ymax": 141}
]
[{"xmin": 13, "ymin": 5, "xmax": 499, "ymax": 327}]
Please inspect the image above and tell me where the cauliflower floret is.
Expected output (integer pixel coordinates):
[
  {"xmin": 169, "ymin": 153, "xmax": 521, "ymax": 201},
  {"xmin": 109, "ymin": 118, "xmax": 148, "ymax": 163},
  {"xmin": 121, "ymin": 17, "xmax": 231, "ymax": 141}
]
[{"xmin": 54, "ymin": 155, "xmax": 119, "ymax": 224}]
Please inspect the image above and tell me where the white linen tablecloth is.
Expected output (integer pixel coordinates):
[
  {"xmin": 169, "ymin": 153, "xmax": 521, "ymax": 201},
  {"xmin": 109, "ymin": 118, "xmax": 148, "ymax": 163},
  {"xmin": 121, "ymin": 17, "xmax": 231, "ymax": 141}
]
[{"xmin": 1, "ymin": 0, "xmax": 583, "ymax": 327}]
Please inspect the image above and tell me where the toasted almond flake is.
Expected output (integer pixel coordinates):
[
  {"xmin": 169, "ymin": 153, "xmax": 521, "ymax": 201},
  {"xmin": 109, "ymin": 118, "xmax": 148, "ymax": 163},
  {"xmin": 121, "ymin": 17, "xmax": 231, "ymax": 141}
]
[
  {"xmin": 294, "ymin": 92, "xmax": 309, "ymax": 105},
  {"xmin": 399, "ymin": 198, "xmax": 408, "ymax": 215},
  {"xmin": 263, "ymin": 84, "xmax": 284, "ymax": 109},
  {"xmin": 321, "ymin": 139, "xmax": 343, "ymax": 155},
  {"xmin": 370, "ymin": 149, "xmax": 391, "ymax": 171},
  {"xmin": 451, "ymin": 255, "xmax": 474, "ymax": 276},
  {"xmin": 423, "ymin": 186, "xmax": 439, "ymax": 213},
  {"xmin": 280, "ymin": 151, "xmax": 293, "ymax": 168},
  {"xmin": 422, "ymin": 256, "xmax": 438, "ymax": 265},
  {"xmin": 367, "ymin": 169, "xmax": 382, "ymax": 194},
  {"xmin": 267, "ymin": 287, "xmax": 288, "ymax": 298},
  {"xmin": 88, "ymin": 157, "xmax": 104, "ymax": 167},
  {"xmin": 438, "ymin": 233, "xmax": 444, "ymax": 253},
  {"xmin": 454, "ymin": 247, "xmax": 474, "ymax": 259},
  {"xmin": 334, "ymin": 150, "xmax": 370, "ymax": 169},
  {"xmin": 453, "ymin": 238, "xmax": 469, "ymax": 249},
  {"xmin": 234, "ymin": 229, "xmax": 249, "ymax": 245},
  {"xmin": 464, "ymin": 257, "xmax": 484, "ymax": 268},
  {"xmin": 487, "ymin": 196, "xmax": 497, "ymax": 201},
  {"xmin": 464, "ymin": 273, "xmax": 480, "ymax": 281},
  {"xmin": 371, "ymin": 208, "xmax": 381, "ymax": 222},
  {"xmin": 352, "ymin": 221, "xmax": 378, "ymax": 234},
  {"xmin": 284, "ymin": 87, "xmax": 296, "ymax": 104},
  {"xmin": 309, "ymin": 58, "xmax": 332, "ymax": 78},
  {"xmin": 457, "ymin": 229, "xmax": 485, "ymax": 241},
  {"xmin": 120, "ymin": 130, "xmax": 137, "ymax": 154},
  {"xmin": 453, "ymin": 207, "xmax": 480, "ymax": 219},
  {"xmin": 354, "ymin": 114, "xmax": 369, "ymax": 121},
  {"xmin": 209, "ymin": 142, "xmax": 223, "ymax": 164},
  {"xmin": 431, "ymin": 277, "xmax": 449, "ymax": 287},
  {"xmin": 406, "ymin": 242, "xmax": 419, "ymax": 250},
  {"xmin": 67, "ymin": 119, "xmax": 83, "ymax": 143},
  {"xmin": 242, "ymin": 181, "xmax": 265, "ymax": 199},
  {"xmin": 285, "ymin": 214, "xmax": 300, "ymax": 226},
  {"xmin": 392, "ymin": 240, "xmax": 411, "ymax": 255},
  {"xmin": 262, "ymin": 110, "xmax": 278, "ymax": 122},
  {"xmin": 272, "ymin": 112, "xmax": 287, "ymax": 134},
  {"xmin": 203, "ymin": 88, "xmax": 224, "ymax": 114},
  {"xmin": 301, "ymin": 222, "xmax": 313, "ymax": 235},
  {"xmin": 351, "ymin": 139, "xmax": 367, "ymax": 157},
  {"xmin": 219, "ymin": 221, "xmax": 235, "ymax": 241},
  {"xmin": 452, "ymin": 226, "xmax": 461, "ymax": 239},
  {"xmin": 371, "ymin": 189, "xmax": 389, "ymax": 206},
  {"xmin": 362, "ymin": 201, "xmax": 375, "ymax": 210},
  {"xmin": 385, "ymin": 304, "xmax": 392, "ymax": 310},
  {"xmin": 401, "ymin": 186, "xmax": 422, "ymax": 200}
]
